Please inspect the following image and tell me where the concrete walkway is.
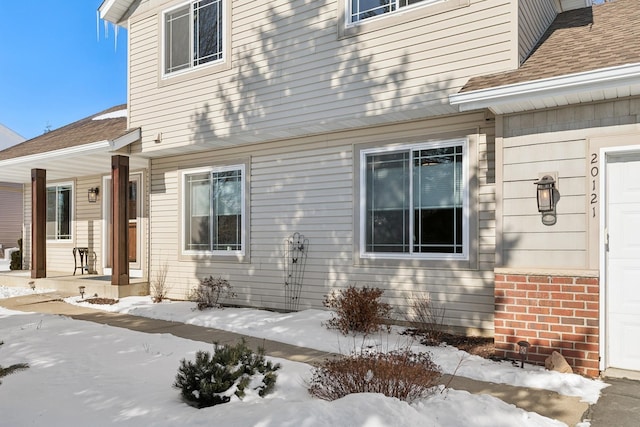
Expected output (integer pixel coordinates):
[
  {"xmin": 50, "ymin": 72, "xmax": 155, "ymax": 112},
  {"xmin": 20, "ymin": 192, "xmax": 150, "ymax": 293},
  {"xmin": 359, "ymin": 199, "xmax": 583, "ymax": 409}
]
[
  {"xmin": 1, "ymin": 292, "xmax": 589, "ymax": 427},
  {"xmin": 585, "ymin": 376, "xmax": 640, "ymax": 427}
]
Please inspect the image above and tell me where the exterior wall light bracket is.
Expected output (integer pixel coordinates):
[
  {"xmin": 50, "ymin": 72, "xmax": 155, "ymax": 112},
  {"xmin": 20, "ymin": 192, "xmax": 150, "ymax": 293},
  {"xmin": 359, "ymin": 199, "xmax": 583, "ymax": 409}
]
[
  {"xmin": 534, "ymin": 173, "xmax": 558, "ymax": 225},
  {"xmin": 88, "ymin": 187, "xmax": 99, "ymax": 203}
]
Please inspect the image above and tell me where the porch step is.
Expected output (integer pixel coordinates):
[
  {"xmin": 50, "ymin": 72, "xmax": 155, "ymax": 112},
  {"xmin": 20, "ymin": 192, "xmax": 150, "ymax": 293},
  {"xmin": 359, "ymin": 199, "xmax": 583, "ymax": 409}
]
[{"xmin": 0, "ymin": 271, "xmax": 148, "ymax": 299}]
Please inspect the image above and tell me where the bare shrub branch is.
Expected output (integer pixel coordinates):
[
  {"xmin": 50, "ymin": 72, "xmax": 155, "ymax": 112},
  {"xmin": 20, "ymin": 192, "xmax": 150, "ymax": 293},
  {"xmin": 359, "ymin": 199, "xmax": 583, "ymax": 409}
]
[
  {"xmin": 189, "ymin": 276, "xmax": 237, "ymax": 310},
  {"xmin": 309, "ymin": 349, "xmax": 441, "ymax": 402},
  {"xmin": 405, "ymin": 294, "xmax": 446, "ymax": 345},
  {"xmin": 150, "ymin": 260, "xmax": 170, "ymax": 303},
  {"xmin": 323, "ymin": 285, "xmax": 392, "ymax": 336}
]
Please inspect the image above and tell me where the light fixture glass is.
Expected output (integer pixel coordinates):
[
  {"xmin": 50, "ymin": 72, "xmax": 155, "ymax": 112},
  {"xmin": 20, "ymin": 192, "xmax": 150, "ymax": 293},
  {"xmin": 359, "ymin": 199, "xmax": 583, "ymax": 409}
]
[
  {"xmin": 534, "ymin": 175, "xmax": 555, "ymax": 213},
  {"xmin": 88, "ymin": 187, "xmax": 99, "ymax": 203}
]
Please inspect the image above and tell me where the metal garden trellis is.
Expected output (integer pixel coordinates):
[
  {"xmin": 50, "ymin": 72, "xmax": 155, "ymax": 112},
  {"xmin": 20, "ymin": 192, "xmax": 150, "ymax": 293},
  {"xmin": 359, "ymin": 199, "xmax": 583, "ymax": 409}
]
[{"xmin": 284, "ymin": 232, "xmax": 308, "ymax": 311}]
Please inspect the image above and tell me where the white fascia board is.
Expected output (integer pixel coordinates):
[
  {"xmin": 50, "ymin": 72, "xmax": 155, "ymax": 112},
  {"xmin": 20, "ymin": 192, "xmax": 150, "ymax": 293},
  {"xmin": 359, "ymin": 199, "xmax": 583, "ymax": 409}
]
[
  {"xmin": 98, "ymin": 0, "xmax": 119, "ymax": 21},
  {"xmin": 0, "ymin": 130, "xmax": 140, "ymax": 170},
  {"xmin": 99, "ymin": 0, "xmax": 134, "ymax": 24},
  {"xmin": 0, "ymin": 140, "xmax": 111, "ymax": 168},
  {"xmin": 450, "ymin": 63, "xmax": 640, "ymax": 112},
  {"xmin": 110, "ymin": 128, "xmax": 141, "ymax": 152},
  {"xmin": 98, "ymin": 0, "xmax": 116, "ymax": 18}
]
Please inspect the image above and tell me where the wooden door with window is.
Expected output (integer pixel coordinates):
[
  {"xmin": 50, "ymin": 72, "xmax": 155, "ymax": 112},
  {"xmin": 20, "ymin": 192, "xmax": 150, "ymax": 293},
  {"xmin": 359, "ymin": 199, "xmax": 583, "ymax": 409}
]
[
  {"xmin": 128, "ymin": 180, "xmax": 137, "ymax": 263},
  {"xmin": 104, "ymin": 173, "xmax": 142, "ymax": 275}
]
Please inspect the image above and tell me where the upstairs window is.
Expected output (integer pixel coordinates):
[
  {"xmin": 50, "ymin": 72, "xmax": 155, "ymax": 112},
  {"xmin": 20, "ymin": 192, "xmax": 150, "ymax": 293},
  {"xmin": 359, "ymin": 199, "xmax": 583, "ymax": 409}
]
[
  {"xmin": 349, "ymin": 0, "xmax": 440, "ymax": 24},
  {"xmin": 164, "ymin": 0, "xmax": 223, "ymax": 76},
  {"xmin": 46, "ymin": 184, "xmax": 72, "ymax": 241},
  {"xmin": 360, "ymin": 139, "xmax": 468, "ymax": 259}
]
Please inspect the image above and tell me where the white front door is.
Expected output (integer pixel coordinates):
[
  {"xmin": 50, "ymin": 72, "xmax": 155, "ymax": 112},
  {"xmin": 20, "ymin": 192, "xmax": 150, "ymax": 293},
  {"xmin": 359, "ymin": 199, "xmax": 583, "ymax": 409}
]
[{"xmin": 607, "ymin": 153, "xmax": 640, "ymax": 371}]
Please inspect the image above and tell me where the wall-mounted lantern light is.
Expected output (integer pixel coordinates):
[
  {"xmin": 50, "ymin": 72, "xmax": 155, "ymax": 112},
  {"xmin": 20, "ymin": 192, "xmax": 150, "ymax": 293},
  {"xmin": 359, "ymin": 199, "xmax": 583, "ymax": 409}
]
[
  {"xmin": 534, "ymin": 175, "xmax": 555, "ymax": 212},
  {"xmin": 534, "ymin": 174, "xmax": 558, "ymax": 226},
  {"xmin": 88, "ymin": 187, "xmax": 99, "ymax": 203}
]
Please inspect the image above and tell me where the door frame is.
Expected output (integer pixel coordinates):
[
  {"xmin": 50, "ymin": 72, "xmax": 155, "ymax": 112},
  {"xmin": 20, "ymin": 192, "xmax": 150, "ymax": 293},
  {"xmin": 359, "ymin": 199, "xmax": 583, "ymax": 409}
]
[
  {"xmin": 102, "ymin": 172, "xmax": 144, "ymax": 278},
  {"xmin": 598, "ymin": 144, "xmax": 640, "ymax": 371}
]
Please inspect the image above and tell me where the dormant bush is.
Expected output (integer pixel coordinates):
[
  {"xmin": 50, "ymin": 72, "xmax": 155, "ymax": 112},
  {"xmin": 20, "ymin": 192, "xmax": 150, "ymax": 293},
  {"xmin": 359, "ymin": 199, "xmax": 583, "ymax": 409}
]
[
  {"xmin": 308, "ymin": 349, "xmax": 441, "ymax": 402},
  {"xmin": 323, "ymin": 285, "xmax": 392, "ymax": 335}
]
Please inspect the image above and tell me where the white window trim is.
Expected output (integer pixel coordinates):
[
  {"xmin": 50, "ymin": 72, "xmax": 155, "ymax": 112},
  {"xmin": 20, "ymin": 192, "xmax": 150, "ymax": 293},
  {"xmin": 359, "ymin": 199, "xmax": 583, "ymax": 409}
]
[
  {"xmin": 161, "ymin": 0, "xmax": 225, "ymax": 80},
  {"xmin": 347, "ymin": 0, "xmax": 445, "ymax": 26},
  {"xmin": 46, "ymin": 182, "xmax": 74, "ymax": 242},
  {"xmin": 181, "ymin": 164, "xmax": 246, "ymax": 257},
  {"xmin": 338, "ymin": 0, "xmax": 469, "ymax": 39},
  {"xmin": 359, "ymin": 138, "xmax": 469, "ymax": 261}
]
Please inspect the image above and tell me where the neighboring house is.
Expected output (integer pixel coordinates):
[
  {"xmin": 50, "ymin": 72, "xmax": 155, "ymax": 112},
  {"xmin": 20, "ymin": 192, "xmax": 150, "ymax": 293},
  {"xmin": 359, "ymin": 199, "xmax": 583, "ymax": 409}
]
[
  {"xmin": 0, "ymin": 123, "xmax": 24, "ymax": 151},
  {"xmin": 3, "ymin": 0, "xmax": 637, "ymax": 377},
  {"xmin": 0, "ymin": 124, "xmax": 25, "ymax": 257}
]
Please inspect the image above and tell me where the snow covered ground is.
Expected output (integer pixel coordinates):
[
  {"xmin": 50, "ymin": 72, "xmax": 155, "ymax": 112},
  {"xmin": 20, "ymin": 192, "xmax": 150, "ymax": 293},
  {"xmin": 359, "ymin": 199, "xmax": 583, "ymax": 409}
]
[{"xmin": 0, "ymin": 286, "xmax": 607, "ymax": 426}]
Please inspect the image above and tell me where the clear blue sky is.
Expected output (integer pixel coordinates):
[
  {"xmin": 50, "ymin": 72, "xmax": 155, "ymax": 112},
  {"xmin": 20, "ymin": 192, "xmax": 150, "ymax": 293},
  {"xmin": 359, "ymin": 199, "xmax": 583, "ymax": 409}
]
[{"xmin": 0, "ymin": 1, "xmax": 128, "ymax": 140}]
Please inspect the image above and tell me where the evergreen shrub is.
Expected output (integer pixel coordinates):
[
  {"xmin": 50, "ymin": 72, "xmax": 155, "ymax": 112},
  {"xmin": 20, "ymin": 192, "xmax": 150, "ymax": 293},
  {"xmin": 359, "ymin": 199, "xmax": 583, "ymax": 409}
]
[
  {"xmin": 9, "ymin": 238, "xmax": 22, "ymax": 271},
  {"xmin": 0, "ymin": 341, "xmax": 29, "ymax": 385},
  {"xmin": 174, "ymin": 340, "xmax": 280, "ymax": 408}
]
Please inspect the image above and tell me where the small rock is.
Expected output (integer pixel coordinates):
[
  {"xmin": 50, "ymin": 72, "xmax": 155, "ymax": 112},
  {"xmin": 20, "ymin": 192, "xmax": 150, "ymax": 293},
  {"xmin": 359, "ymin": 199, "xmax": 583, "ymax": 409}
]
[{"xmin": 545, "ymin": 351, "xmax": 573, "ymax": 373}]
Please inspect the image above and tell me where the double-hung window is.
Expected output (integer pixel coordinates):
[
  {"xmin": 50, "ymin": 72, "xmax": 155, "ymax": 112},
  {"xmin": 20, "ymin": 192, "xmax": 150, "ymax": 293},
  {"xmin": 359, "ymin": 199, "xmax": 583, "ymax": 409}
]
[
  {"xmin": 183, "ymin": 165, "xmax": 244, "ymax": 254},
  {"xmin": 46, "ymin": 184, "xmax": 72, "ymax": 241},
  {"xmin": 349, "ymin": 0, "xmax": 440, "ymax": 24},
  {"xmin": 164, "ymin": 0, "xmax": 224, "ymax": 75},
  {"xmin": 361, "ymin": 139, "xmax": 468, "ymax": 259}
]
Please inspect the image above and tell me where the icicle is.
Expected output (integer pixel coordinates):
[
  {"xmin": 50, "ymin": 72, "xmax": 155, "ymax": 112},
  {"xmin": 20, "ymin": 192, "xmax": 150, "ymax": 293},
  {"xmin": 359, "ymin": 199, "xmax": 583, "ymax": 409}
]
[
  {"xmin": 104, "ymin": 20, "xmax": 109, "ymax": 39},
  {"xmin": 114, "ymin": 24, "xmax": 119, "ymax": 52},
  {"xmin": 96, "ymin": 10, "xmax": 100, "ymax": 41}
]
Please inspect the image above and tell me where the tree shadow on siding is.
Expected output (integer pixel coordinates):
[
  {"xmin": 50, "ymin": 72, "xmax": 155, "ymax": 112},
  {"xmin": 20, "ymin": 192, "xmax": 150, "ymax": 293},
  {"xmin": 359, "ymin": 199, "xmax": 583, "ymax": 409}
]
[{"xmin": 184, "ymin": 0, "xmax": 488, "ymax": 312}]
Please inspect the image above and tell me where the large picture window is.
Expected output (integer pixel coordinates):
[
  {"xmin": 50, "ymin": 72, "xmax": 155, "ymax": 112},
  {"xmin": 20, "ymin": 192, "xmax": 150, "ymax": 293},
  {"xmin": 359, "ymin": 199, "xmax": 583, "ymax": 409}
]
[
  {"xmin": 164, "ymin": 0, "xmax": 223, "ymax": 75},
  {"xmin": 349, "ymin": 0, "xmax": 439, "ymax": 24},
  {"xmin": 46, "ymin": 184, "xmax": 72, "ymax": 241},
  {"xmin": 183, "ymin": 165, "xmax": 244, "ymax": 254},
  {"xmin": 361, "ymin": 139, "xmax": 468, "ymax": 259}
]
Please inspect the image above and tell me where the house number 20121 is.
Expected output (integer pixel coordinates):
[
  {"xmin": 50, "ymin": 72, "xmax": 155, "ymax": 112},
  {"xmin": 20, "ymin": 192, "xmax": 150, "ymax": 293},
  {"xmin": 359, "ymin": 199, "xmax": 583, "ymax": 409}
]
[{"xmin": 590, "ymin": 153, "xmax": 598, "ymax": 218}]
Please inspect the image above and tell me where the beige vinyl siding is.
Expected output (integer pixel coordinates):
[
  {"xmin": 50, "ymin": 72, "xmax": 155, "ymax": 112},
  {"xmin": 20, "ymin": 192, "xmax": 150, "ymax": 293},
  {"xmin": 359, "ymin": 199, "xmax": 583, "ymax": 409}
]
[
  {"xmin": 33, "ymin": 181, "xmax": 75, "ymax": 273},
  {"xmin": 0, "ymin": 183, "xmax": 23, "ymax": 250},
  {"xmin": 150, "ymin": 113, "xmax": 496, "ymax": 334},
  {"xmin": 517, "ymin": 0, "xmax": 556, "ymax": 63},
  {"xmin": 22, "ymin": 185, "xmax": 31, "ymax": 270},
  {"xmin": 501, "ymin": 133, "xmax": 589, "ymax": 268},
  {"xmin": 478, "ymin": 118, "xmax": 497, "ymax": 271},
  {"xmin": 75, "ymin": 177, "xmax": 103, "ymax": 274},
  {"xmin": 128, "ymin": 0, "xmax": 515, "ymax": 154},
  {"xmin": 20, "ymin": 173, "xmax": 142, "ymax": 275},
  {"xmin": 499, "ymin": 97, "xmax": 640, "ymax": 270}
]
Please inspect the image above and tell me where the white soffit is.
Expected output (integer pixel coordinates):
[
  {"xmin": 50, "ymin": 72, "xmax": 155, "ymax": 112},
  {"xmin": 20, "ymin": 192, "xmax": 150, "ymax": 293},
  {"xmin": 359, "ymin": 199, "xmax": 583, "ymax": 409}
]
[
  {"xmin": 450, "ymin": 63, "xmax": 640, "ymax": 114},
  {"xmin": 99, "ymin": 0, "xmax": 135, "ymax": 25},
  {"xmin": 0, "ymin": 130, "xmax": 146, "ymax": 184}
]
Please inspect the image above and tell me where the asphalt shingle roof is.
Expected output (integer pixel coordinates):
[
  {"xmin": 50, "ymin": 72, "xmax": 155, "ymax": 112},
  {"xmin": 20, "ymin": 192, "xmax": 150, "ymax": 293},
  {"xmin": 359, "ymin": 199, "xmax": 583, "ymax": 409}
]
[
  {"xmin": 461, "ymin": 0, "xmax": 640, "ymax": 92},
  {"xmin": 0, "ymin": 104, "xmax": 128, "ymax": 161}
]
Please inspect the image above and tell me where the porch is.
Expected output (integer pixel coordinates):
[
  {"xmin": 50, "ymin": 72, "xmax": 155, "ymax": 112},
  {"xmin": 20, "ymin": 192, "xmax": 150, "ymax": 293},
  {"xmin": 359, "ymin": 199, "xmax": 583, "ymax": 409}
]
[{"xmin": 0, "ymin": 270, "xmax": 148, "ymax": 300}]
